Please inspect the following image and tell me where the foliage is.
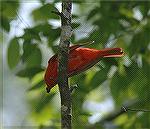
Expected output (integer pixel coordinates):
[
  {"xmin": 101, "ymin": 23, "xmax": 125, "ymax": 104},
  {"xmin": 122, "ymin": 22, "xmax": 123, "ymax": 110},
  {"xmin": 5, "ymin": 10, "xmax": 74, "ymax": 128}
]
[{"xmin": 2, "ymin": 0, "xmax": 150, "ymax": 129}]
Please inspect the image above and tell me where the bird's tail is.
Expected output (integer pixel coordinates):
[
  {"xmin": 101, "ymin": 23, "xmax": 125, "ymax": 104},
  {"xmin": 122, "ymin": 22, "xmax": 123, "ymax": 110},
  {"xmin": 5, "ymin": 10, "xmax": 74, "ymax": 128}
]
[{"xmin": 99, "ymin": 48, "xmax": 124, "ymax": 58}]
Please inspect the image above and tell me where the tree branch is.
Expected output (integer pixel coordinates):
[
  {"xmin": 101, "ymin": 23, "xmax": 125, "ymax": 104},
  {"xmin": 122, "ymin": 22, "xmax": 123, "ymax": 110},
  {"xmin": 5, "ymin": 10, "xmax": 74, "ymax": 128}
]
[
  {"xmin": 89, "ymin": 99, "xmax": 150, "ymax": 129},
  {"xmin": 57, "ymin": 1, "xmax": 72, "ymax": 129}
]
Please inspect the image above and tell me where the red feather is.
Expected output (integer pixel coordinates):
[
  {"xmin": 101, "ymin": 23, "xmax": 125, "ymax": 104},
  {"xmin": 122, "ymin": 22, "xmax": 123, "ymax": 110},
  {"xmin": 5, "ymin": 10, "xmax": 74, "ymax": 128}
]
[{"xmin": 44, "ymin": 44, "xmax": 124, "ymax": 92}]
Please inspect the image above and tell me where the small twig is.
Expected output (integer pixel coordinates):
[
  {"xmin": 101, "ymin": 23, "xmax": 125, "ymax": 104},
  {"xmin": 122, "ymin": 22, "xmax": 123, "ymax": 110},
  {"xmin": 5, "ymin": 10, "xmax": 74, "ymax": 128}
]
[
  {"xmin": 121, "ymin": 106, "xmax": 150, "ymax": 113},
  {"xmin": 70, "ymin": 84, "xmax": 78, "ymax": 93},
  {"xmin": 94, "ymin": 99, "xmax": 147, "ymax": 125}
]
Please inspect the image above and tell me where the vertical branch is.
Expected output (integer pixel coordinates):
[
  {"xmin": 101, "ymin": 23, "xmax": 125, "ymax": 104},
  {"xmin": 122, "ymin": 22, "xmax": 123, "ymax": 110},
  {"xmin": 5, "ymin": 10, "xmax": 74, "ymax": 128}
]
[{"xmin": 57, "ymin": 0, "xmax": 72, "ymax": 129}]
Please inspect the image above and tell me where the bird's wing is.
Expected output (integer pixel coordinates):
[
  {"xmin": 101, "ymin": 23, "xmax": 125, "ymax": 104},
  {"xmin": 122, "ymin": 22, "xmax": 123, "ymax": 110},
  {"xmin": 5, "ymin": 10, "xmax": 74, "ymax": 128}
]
[
  {"xmin": 69, "ymin": 41, "xmax": 94, "ymax": 51},
  {"xmin": 68, "ymin": 49, "xmax": 101, "ymax": 77}
]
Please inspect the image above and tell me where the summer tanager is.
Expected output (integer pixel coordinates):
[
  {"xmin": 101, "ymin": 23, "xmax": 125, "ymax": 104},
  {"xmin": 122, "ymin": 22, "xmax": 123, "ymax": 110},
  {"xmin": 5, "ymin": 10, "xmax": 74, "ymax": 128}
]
[{"xmin": 44, "ymin": 42, "xmax": 124, "ymax": 93}]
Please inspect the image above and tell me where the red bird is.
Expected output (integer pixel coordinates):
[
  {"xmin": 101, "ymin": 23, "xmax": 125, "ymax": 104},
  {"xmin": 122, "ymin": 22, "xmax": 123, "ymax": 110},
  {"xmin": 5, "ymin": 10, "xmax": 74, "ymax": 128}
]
[{"xmin": 44, "ymin": 42, "xmax": 124, "ymax": 93}]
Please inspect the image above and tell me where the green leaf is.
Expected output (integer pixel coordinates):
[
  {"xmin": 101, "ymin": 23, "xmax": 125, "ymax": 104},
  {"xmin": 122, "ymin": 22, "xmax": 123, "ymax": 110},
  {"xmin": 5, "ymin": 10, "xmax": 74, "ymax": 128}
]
[
  {"xmin": 22, "ymin": 28, "xmax": 41, "ymax": 41},
  {"xmin": 7, "ymin": 37, "xmax": 20, "ymax": 69},
  {"xmin": 120, "ymin": 8, "xmax": 134, "ymax": 19},
  {"xmin": 72, "ymin": 23, "xmax": 80, "ymax": 29},
  {"xmin": 139, "ymin": 2, "xmax": 150, "ymax": 18},
  {"xmin": 35, "ymin": 93, "xmax": 55, "ymax": 112},
  {"xmin": 26, "ymin": 47, "xmax": 42, "ymax": 67},
  {"xmin": 48, "ymin": 28, "xmax": 61, "ymax": 47},
  {"xmin": 111, "ymin": 71, "xmax": 129, "ymax": 97},
  {"xmin": 0, "ymin": 16, "xmax": 10, "ymax": 32},
  {"xmin": 16, "ymin": 66, "xmax": 44, "ymax": 79},
  {"xmin": 51, "ymin": 45, "xmax": 59, "ymax": 53},
  {"xmin": 129, "ymin": 28, "xmax": 150, "ymax": 56},
  {"xmin": 89, "ymin": 67, "xmax": 108, "ymax": 89},
  {"xmin": 22, "ymin": 41, "xmax": 34, "ymax": 61},
  {"xmin": 22, "ymin": 43, "xmax": 42, "ymax": 67},
  {"xmin": 1, "ymin": 0, "xmax": 19, "ymax": 18},
  {"xmin": 44, "ymin": 27, "xmax": 60, "ymax": 38},
  {"xmin": 110, "ymin": 62, "xmax": 140, "ymax": 105},
  {"xmin": 72, "ymin": 14, "xmax": 79, "ymax": 19},
  {"xmin": 31, "ymin": 3, "xmax": 59, "ymax": 21},
  {"xmin": 89, "ymin": 30, "xmax": 109, "ymax": 46},
  {"xmin": 87, "ymin": 7, "xmax": 99, "ymax": 20},
  {"xmin": 103, "ymin": 58, "xmax": 119, "ymax": 67},
  {"xmin": 28, "ymin": 80, "xmax": 45, "ymax": 91},
  {"xmin": 33, "ymin": 23, "xmax": 52, "ymax": 35}
]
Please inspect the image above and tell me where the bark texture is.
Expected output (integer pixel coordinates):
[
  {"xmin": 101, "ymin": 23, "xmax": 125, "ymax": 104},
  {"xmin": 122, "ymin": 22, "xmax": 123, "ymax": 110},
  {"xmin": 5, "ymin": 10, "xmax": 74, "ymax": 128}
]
[{"xmin": 57, "ymin": 1, "xmax": 72, "ymax": 129}]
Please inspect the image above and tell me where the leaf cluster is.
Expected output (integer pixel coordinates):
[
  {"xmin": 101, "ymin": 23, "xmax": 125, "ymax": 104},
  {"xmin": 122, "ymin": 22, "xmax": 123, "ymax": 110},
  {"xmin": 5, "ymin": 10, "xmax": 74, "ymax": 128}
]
[{"xmin": 1, "ymin": 1, "xmax": 150, "ymax": 129}]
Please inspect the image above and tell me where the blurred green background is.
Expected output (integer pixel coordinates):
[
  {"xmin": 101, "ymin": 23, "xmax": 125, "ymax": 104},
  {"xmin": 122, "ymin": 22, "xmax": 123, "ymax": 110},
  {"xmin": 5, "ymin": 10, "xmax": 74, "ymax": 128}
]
[{"xmin": 1, "ymin": 0, "xmax": 150, "ymax": 129}]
